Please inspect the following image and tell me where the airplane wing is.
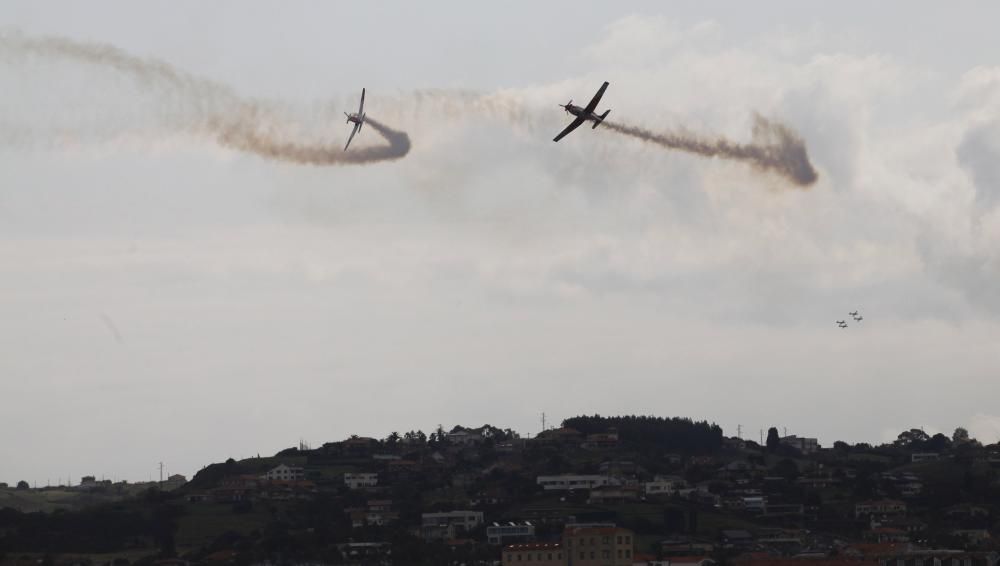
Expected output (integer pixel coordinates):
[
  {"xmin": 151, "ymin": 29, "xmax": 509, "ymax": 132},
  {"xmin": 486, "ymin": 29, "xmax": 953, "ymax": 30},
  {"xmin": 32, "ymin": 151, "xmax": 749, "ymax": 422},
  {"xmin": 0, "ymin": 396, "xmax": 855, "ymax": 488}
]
[
  {"xmin": 358, "ymin": 88, "xmax": 365, "ymax": 115},
  {"xmin": 583, "ymin": 81, "xmax": 609, "ymax": 114},
  {"xmin": 344, "ymin": 122, "xmax": 361, "ymax": 151},
  {"xmin": 553, "ymin": 116, "xmax": 587, "ymax": 142}
]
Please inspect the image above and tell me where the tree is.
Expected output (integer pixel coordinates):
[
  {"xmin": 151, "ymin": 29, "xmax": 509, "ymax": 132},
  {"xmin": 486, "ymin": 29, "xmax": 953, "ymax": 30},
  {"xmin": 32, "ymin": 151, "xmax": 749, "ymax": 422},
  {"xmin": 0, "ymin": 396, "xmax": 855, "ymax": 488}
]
[
  {"xmin": 953, "ymin": 427, "xmax": 971, "ymax": 444},
  {"xmin": 15, "ymin": 481, "xmax": 28, "ymax": 490},
  {"xmin": 385, "ymin": 432, "xmax": 401, "ymax": 446},
  {"xmin": 894, "ymin": 428, "xmax": 930, "ymax": 448},
  {"xmin": 926, "ymin": 433, "xmax": 952, "ymax": 452},
  {"xmin": 833, "ymin": 440, "xmax": 851, "ymax": 451},
  {"xmin": 766, "ymin": 427, "xmax": 780, "ymax": 452}
]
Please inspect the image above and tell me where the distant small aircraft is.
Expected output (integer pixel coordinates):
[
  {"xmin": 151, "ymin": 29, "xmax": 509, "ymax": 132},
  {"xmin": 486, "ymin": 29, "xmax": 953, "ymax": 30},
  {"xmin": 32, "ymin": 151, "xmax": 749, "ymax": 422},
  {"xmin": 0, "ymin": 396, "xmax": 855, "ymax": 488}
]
[
  {"xmin": 344, "ymin": 88, "xmax": 366, "ymax": 151},
  {"xmin": 853, "ymin": 315, "xmax": 864, "ymax": 322},
  {"xmin": 849, "ymin": 311, "xmax": 859, "ymax": 317},
  {"xmin": 836, "ymin": 320, "xmax": 846, "ymax": 325},
  {"xmin": 553, "ymin": 81, "xmax": 611, "ymax": 142},
  {"xmin": 838, "ymin": 322, "xmax": 848, "ymax": 328}
]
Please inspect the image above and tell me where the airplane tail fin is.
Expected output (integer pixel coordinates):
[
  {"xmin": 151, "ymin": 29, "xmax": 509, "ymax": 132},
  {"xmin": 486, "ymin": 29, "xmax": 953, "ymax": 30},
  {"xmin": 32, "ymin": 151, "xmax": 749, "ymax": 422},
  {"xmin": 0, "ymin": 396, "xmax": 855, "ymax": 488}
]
[{"xmin": 592, "ymin": 109, "xmax": 611, "ymax": 129}]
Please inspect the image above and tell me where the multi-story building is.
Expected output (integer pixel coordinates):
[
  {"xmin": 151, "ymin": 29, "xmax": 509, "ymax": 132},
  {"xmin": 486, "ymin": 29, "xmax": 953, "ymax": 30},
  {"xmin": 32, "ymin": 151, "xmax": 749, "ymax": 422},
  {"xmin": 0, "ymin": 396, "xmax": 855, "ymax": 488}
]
[
  {"xmin": 855, "ymin": 499, "xmax": 907, "ymax": 518},
  {"xmin": 780, "ymin": 435, "xmax": 820, "ymax": 454},
  {"xmin": 563, "ymin": 525, "xmax": 634, "ymax": 566},
  {"xmin": 488, "ymin": 521, "xmax": 536, "ymax": 545},
  {"xmin": 537, "ymin": 475, "xmax": 616, "ymax": 491},
  {"xmin": 447, "ymin": 429, "xmax": 485, "ymax": 446},
  {"xmin": 344, "ymin": 472, "xmax": 379, "ymax": 489},
  {"xmin": 161, "ymin": 474, "xmax": 188, "ymax": 491},
  {"xmin": 421, "ymin": 510, "xmax": 485, "ymax": 540},
  {"xmin": 644, "ymin": 475, "xmax": 686, "ymax": 496},
  {"xmin": 503, "ymin": 543, "xmax": 566, "ymax": 566},
  {"xmin": 265, "ymin": 464, "xmax": 304, "ymax": 482}
]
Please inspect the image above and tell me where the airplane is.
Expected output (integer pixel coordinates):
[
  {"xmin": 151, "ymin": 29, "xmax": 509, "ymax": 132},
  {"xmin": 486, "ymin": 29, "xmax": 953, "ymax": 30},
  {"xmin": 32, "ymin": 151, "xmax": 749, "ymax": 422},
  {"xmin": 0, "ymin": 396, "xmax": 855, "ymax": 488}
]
[
  {"xmin": 553, "ymin": 81, "xmax": 611, "ymax": 142},
  {"xmin": 838, "ymin": 322, "xmax": 848, "ymax": 328},
  {"xmin": 853, "ymin": 315, "xmax": 864, "ymax": 322},
  {"xmin": 343, "ymin": 88, "xmax": 366, "ymax": 151},
  {"xmin": 849, "ymin": 311, "xmax": 859, "ymax": 317},
  {"xmin": 836, "ymin": 320, "xmax": 846, "ymax": 325}
]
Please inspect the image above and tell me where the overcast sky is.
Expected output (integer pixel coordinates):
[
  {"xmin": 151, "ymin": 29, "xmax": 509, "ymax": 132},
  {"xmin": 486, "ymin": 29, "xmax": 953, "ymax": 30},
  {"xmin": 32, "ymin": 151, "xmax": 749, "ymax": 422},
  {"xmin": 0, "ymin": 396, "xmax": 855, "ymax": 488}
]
[{"xmin": 2, "ymin": 1, "xmax": 1000, "ymax": 486}]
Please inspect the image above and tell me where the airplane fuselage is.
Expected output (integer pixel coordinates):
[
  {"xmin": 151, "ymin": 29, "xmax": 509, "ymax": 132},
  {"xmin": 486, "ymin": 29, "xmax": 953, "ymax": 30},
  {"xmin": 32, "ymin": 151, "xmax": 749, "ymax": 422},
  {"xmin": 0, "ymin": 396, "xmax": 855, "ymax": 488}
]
[
  {"xmin": 563, "ymin": 104, "xmax": 600, "ymax": 122},
  {"xmin": 346, "ymin": 113, "xmax": 364, "ymax": 125}
]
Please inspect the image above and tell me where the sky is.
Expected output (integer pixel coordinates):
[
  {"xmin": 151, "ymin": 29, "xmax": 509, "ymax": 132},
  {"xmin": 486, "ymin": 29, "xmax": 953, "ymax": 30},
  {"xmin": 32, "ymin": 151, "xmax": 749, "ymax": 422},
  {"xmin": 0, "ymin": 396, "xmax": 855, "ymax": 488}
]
[{"xmin": 2, "ymin": 1, "xmax": 1000, "ymax": 486}]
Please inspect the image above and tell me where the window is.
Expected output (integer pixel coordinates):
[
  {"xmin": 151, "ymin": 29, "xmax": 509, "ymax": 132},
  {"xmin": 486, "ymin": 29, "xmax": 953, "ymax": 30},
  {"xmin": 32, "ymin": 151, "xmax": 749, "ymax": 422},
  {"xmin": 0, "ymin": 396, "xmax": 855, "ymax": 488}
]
[
  {"xmin": 603, "ymin": 536, "xmax": 610, "ymax": 544},
  {"xmin": 617, "ymin": 535, "xmax": 623, "ymax": 544},
  {"xmin": 591, "ymin": 551, "xmax": 596, "ymax": 559},
  {"xmin": 558, "ymin": 553, "xmax": 562, "ymax": 560},
  {"xmin": 548, "ymin": 553, "xmax": 553, "ymax": 560},
  {"xmin": 579, "ymin": 552, "xmax": 585, "ymax": 560},
  {"xmin": 618, "ymin": 549, "xmax": 623, "ymax": 558},
  {"xmin": 626, "ymin": 535, "xmax": 632, "ymax": 544},
  {"xmin": 602, "ymin": 550, "xmax": 610, "ymax": 559},
  {"xmin": 516, "ymin": 554, "xmax": 522, "ymax": 561},
  {"xmin": 626, "ymin": 550, "xmax": 632, "ymax": 558},
  {"xmin": 590, "ymin": 537, "xmax": 596, "ymax": 545}
]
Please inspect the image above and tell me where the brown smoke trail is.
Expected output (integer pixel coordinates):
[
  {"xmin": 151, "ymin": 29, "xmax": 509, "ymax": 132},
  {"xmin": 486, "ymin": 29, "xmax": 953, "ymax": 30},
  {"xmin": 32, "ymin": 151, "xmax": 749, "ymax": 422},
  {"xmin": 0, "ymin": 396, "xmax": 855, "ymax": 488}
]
[
  {"xmin": 214, "ymin": 113, "xmax": 410, "ymax": 165},
  {"xmin": 0, "ymin": 32, "xmax": 410, "ymax": 164},
  {"xmin": 604, "ymin": 115, "xmax": 818, "ymax": 187}
]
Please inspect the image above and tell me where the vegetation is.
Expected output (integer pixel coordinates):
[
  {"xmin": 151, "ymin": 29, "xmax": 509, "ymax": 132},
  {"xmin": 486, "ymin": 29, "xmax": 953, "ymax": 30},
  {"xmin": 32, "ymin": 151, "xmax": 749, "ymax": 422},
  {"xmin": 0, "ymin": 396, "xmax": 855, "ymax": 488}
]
[{"xmin": 1, "ymin": 419, "xmax": 999, "ymax": 565}]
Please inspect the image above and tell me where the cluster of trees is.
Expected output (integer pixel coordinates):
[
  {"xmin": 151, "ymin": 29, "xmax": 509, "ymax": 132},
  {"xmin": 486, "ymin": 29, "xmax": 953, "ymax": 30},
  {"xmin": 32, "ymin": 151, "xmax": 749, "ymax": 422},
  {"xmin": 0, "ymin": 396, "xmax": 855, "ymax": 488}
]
[
  {"xmin": 0, "ymin": 494, "xmax": 180, "ymax": 555},
  {"xmin": 563, "ymin": 415, "xmax": 724, "ymax": 453},
  {"xmin": 383, "ymin": 424, "xmax": 518, "ymax": 447}
]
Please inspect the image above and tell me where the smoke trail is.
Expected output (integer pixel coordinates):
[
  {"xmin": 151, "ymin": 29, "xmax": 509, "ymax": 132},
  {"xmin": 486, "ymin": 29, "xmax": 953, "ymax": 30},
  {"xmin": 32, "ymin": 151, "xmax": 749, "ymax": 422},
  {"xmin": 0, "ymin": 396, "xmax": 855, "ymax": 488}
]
[
  {"xmin": 603, "ymin": 115, "xmax": 818, "ymax": 187},
  {"xmin": 214, "ymin": 113, "xmax": 410, "ymax": 165},
  {"xmin": 0, "ymin": 32, "xmax": 410, "ymax": 165}
]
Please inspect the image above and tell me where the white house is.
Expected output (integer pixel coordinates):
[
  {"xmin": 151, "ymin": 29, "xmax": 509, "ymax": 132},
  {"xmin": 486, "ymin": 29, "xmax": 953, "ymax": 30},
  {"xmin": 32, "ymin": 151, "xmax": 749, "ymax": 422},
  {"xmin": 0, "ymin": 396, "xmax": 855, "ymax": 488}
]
[
  {"xmin": 422, "ymin": 510, "xmax": 484, "ymax": 528},
  {"xmin": 644, "ymin": 475, "xmax": 686, "ymax": 496},
  {"xmin": 344, "ymin": 472, "xmax": 379, "ymax": 489},
  {"xmin": 536, "ymin": 474, "xmax": 617, "ymax": 491},
  {"xmin": 265, "ymin": 464, "xmax": 304, "ymax": 482},
  {"xmin": 855, "ymin": 499, "xmax": 907, "ymax": 518},
  {"xmin": 780, "ymin": 435, "xmax": 820, "ymax": 454},
  {"xmin": 447, "ymin": 429, "xmax": 485, "ymax": 446},
  {"xmin": 487, "ymin": 521, "xmax": 535, "ymax": 545},
  {"xmin": 421, "ymin": 510, "xmax": 485, "ymax": 540}
]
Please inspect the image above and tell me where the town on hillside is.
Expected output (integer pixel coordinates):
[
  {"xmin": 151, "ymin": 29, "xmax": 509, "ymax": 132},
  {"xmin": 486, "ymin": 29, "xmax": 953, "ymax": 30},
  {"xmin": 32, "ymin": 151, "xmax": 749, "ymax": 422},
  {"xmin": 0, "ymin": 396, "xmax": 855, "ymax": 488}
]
[{"xmin": 2, "ymin": 417, "xmax": 1000, "ymax": 566}]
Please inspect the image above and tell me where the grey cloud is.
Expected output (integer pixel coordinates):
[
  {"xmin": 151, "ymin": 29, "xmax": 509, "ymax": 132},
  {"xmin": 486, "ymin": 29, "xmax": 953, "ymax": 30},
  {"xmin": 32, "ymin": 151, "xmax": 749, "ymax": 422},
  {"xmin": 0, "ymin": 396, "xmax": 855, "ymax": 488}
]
[{"xmin": 957, "ymin": 120, "xmax": 1000, "ymax": 210}]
